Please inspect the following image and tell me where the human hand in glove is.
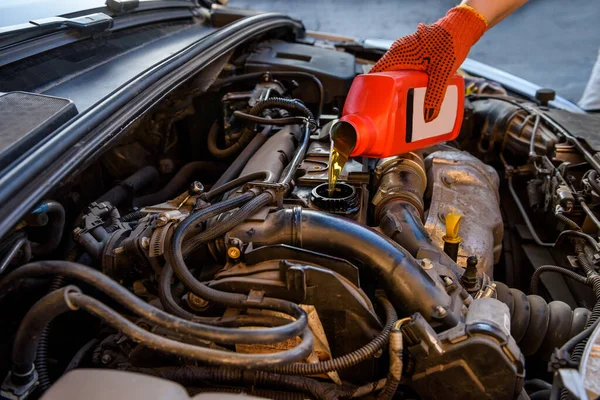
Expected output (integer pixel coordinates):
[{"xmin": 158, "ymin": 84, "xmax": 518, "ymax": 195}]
[
  {"xmin": 371, "ymin": 4, "xmax": 489, "ymax": 122},
  {"xmin": 372, "ymin": 0, "xmax": 529, "ymax": 121}
]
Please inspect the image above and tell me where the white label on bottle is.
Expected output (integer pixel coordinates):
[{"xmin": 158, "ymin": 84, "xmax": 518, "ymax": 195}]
[{"xmin": 408, "ymin": 85, "xmax": 458, "ymax": 143}]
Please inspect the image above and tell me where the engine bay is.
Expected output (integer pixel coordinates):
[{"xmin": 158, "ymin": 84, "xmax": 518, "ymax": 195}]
[{"xmin": 1, "ymin": 36, "xmax": 600, "ymax": 400}]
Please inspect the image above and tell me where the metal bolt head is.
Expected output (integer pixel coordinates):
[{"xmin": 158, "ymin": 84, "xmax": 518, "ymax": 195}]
[
  {"xmin": 101, "ymin": 352, "xmax": 113, "ymax": 364},
  {"xmin": 227, "ymin": 247, "xmax": 241, "ymax": 259},
  {"xmin": 435, "ymin": 306, "xmax": 447, "ymax": 317},
  {"xmin": 113, "ymin": 246, "xmax": 125, "ymax": 255},
  {"xmin": 133, "ymin": 281, "xmax": 147, "ymax": 296},
  {"xmin": 187, "ymin": 293, "xmax": 209, "ymax": 311},
  {"xmin": 140, "ymin": 237, "xmax": 150, "ymax": 249},
  {"xmin": 441, "ymin": 174, "xmax": 454, "ymax": 187},
  {"xmin": 421, "ymin": 258, "xmax": 432, "ymax": 270},
  {"xmin": 189, "ymin": 181, "xmax": 204, "ymax": 195},
  {"xmin": 443, "ymin": 276, "xmax": 453, "ymax": 286},
  {"xmin": 157, "ymin": 213, "xmax": 169, "ymax": 227}
]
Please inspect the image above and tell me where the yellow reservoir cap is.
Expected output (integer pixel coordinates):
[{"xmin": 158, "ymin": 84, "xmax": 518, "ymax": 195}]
[{"xmin": 443, "ymin": 212, "xmax": 462, "ymax": 244}]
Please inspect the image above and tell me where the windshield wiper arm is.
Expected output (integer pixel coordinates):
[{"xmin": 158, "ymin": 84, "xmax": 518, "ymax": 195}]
[
  {"xmin": 30, "ymin": 13, "xmax": 113, "ymax": 34},
  {"xmin": 0, "ymin": 13, "xmax": 113, "ymax": 43}
]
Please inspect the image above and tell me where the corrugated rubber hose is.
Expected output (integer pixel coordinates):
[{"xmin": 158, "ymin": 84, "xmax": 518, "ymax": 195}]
[{"xmin": 495, "ymin": 281, "xmax": 591, "ymax": 359}]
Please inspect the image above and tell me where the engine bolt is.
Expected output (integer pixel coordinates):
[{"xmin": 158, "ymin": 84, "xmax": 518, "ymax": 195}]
[
  {"xmin": 113, "ymin": 247, "xmax": 125, "ymax": 255},
  {"xmin": 435, "ymin": 306, "xmax": 447, "ymax": 317},
  {"xmin": 187, "ymin": 293, "xmax": 209, "ymax": 311},
  {"xmin": 101, "ymin": 352, "xmax": 113, "ymax": 364},
  {"xmin": 133, "ymin": 281, "xmax": 147, "ymax": 296},
  {"xmin": 421, "ymin": 258, "xmax": 432, "ymax": 270},
  {"xmin": 140, "ymin": 237, "xmax": 150, "ymax": 249},
  {"xmin": 227, "ymin": 247, "xmax": 241, "ymax": 259},
  {"xmin": 189, "ymin": 181, "xmax": 204, "ymax": 195},
  {"xmin": 441, "ymin": 174, "xmax": 454, "ymax": 187},
  {"xmin": 157, "ymin": 213, "xmax": 169, "ymax": 227}
]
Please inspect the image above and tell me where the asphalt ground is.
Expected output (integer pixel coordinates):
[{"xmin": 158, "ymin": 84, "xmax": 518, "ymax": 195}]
[{"xmin": 229, "ymin": 0, "xmax": 600, "ymax": 103}]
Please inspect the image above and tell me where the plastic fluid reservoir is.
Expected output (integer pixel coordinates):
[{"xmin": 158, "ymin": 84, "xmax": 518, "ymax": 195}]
[{"xmin": 334, "ymin": 71, "xmax": 465, "ymax": 158}]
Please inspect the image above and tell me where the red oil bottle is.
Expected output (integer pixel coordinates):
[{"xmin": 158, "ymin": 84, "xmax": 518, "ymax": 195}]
[
  {"xmin": 336, "ymin": 71, "xmax": 464, "ymax": 158},
  {"xmin": 328, "ymin": 71, "xmax": 464, "ymax": 195}
]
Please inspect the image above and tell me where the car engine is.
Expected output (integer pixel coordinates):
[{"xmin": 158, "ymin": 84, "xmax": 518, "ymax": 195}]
[{"xmin": 1, "ymin": 38, "xmax": 599, "ymax": 400}]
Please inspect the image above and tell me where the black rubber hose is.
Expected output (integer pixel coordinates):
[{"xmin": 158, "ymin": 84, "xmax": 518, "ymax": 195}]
[
  {"xmin": 227, "ymin": 207, "xmax": 456, "ymax": 325},
  {"xmin": 560, "ymin": 313, "xmax": 600, "ymax": 354},
  {"xmin": 212, "ymin": 71, "xmax": 324, "ymax": 118},
  {"xmin": 11, "ymin": 286, "xmax": 80, "ymax": 377},
  {"xmin": 588, "ymin": 170, "xmax": 600, "ymax": 196},
  {"xmin": 530, "ymin": 265, "xmax": 589, "ymax": 295},
  {"xmin": 495, "ymin": 281, "xmax": 591, "ymax": 359},
  {"xmin": 69, "ymin": 293, "xmax": 313, "ymax": 368},
  {"xmin": 158, "ymin": 265, "xmax": 292, "ymax": 328},
  {"xmin": 278, "ymin": 123, "xmax": 310, "ymax": 187},
  {"xmin": 124, "ymin": 366, "xmax": 339, "ymax": 400},
  {"xmin": 169, "ymin": 194, "xmax": 313, "ymax": 332},
  {"xmin": 530, "ymin": 390, "xmax": 551, "ymax": 400},
  {"xmin": 0, "ymin": 261, "xmax": 305, "ymax": 346},
  {"xmin": 36, "ymin": 276, "xmax": 66, "ymax": 392},
  {"xmin": 30, "ymin": 200, "xmax": 66, "ymax": 256},
  {"xmin": 95, "ymin": 166, "xmax": 159, "ymax": 206},
  {"xmin": 570, "ymin": 252, "xmax": 600, "ymax": 363},
  {"xmin": 555, "ymin": 213, "xmax": 581, "ymax": 231},
  {"xmin": 64, "ymin": 338, "xmax": 99, "ymax": 373},
  {"xmin": 182, "ymin": 192, "xmax": 274, "ymax": 255},
  {"xmin": 555, "ymin": 230, "xmax": 600, "ymax": 251},
  {"xmin": 213, "ymin": 126, "xmax": 273, "ymax": 188},
  {"xmin": 337, "ymin": 379, "xmax": 387, "ymax": 399},
  {"xmin": 132, "ymin": 161, "xmax": 224, "ymax": 208},
  {"xmin": 158, "ymin": 267, "xmax": 293, "ymax": 328},
  {"xmin": 202, "ymin": 171, "xmax": 271, "ymax": 202},
  {"xmin": 208, "ymin": 97, "xmax": 314, "ymax": 160},
  {"xmin": 181, "ymin": 192, "xmax": 256, "ymax": 258},
  {"xmin": 269, "ymin": 296, "xmax": 397, "ymax": 375},
  {"xmin": 508, "ymin": 176, "xmax": 554, "ymax": 247}
]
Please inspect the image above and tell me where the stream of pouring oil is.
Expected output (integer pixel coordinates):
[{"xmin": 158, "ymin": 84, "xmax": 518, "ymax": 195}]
[{"xmin": 328, "ymin": 122, "xmax": 357, "ymax": 196}]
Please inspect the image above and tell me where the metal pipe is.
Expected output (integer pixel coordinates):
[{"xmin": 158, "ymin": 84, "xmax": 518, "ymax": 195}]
[
  {"xmin": 579, "ymin": 199, "xmax": 600, "ymax": 231},
  {"xmin": 280, "ymin": 122, "xmax": 310, "ymax": 187},
  {"xmin": 0, "ymin": 237, "xmax": 30, "ymax": 275}
]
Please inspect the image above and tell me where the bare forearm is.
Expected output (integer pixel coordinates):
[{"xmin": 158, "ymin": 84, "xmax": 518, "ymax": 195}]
[{"xmin": 462, "ymin": 0, "xmax": 528, "ymax": 27}]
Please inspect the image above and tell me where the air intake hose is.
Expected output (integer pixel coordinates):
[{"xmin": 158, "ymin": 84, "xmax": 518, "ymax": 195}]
[{"xmin": 227, "ymin": 207, "xmax": 458, "ymax": 327}]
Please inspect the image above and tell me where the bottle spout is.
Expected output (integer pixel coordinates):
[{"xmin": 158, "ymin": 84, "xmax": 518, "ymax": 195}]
[{"xmin": 337, "ymin": 114, "xmax": 375, "ymax": 157}]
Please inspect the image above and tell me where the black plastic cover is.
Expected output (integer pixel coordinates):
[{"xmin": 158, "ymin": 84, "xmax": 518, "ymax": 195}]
[
  {"xmin": 245, "ymin": 40, "xmax": 355, "ymax": 105},
  {"xmin": 0, "ymin": 91, "xmax": 77, "ymax": 170}
]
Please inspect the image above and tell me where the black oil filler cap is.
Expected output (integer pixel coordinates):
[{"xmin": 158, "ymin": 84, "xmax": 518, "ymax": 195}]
[{"xmin": 0, "ymin": 91, "xmax": 77, "ymax": 170}]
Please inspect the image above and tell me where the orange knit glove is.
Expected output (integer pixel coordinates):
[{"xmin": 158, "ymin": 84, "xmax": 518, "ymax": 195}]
[{"xmin": 371, "ymin": 5, "xmax": 488, "ymax": 122}]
